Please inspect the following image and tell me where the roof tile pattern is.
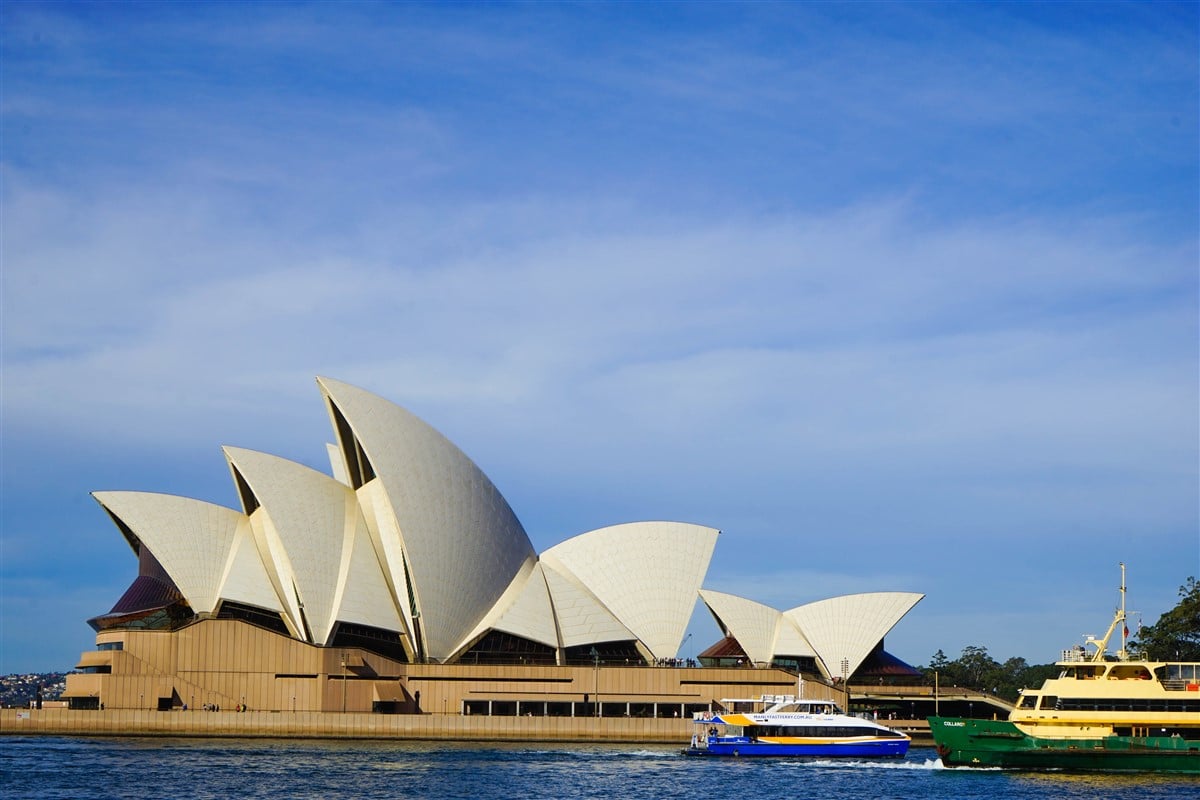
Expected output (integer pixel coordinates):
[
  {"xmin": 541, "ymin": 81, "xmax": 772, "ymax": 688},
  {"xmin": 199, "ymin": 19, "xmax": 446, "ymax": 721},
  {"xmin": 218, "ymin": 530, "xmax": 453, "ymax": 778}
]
[
  {"xmin": 541, "ymin": 522, "xmax": 718, "ymax": 660},
  {"xmin": 698, "ymin": 591, "xmax": 919, "ymax": 677},
  {"xmin": 784, "ymin": 592, "xmax": 924, "ymax": 678},
  {"xmin": 697, "ymin": 589, "xmax": 783, "ymax": 665},
  {"xmin": 223, "ymin": 446, "xmax": 401, "ymax": 644},
  {"xmin": 93, "ymin": 492, "xmax": 249, "ymax": 615},
  {"xmin": 541, "ymin": 563, "xmax": 633, "ymax": 648},
  {"xmin": 331, "ymin": 507, "xmax": 406, "ymax": 638},
  {"xmin": 317, "ymin": 377, "xmax": 535, "ymax": 662},
  {"xmin": 462, "ymin": 560, "xmax": 558, "ymax": 652},
  {"xmin": 354, "ymin": 479, "xmax": 415, "ymax": 634},
  {"xmin": 772, "ymin": 615, "xmax": 818, "ymax": 660},
  {"xmin": 219, "ymin": 519, "xmax": 287, "ymax": 619}
]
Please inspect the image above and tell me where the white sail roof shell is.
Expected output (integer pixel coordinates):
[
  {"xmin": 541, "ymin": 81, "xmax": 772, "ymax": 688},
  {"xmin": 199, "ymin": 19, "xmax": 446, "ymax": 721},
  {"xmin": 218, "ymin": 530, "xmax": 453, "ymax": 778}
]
[
  {"xmin": 542, "ymin": 562, "xmax": 633, "ymax": 648},
  {"xmin": 541, "ymin": 521, "xmax": 718, "ymax": 660},
  {"xmin": 353, "ymin": 479, "xmax": 415, "ymax": 637},
  {"xmin": 223, "ymin": 447, "xmax": 402, "ymax": 644},
  {"xmin": 92, "ymin": 491, "xmax": 281, "ymax": 616},
  {"xmin": 317, "ymin": 376, "xmax": 536, "ymax": 662},
  {"xmin": 698, "ymin": 589, "xmax": 784, "ymax": 666},
  {"xmin": 456, "ymin": 559, "xmax": 557, "ymax": 655},
  {"xmin": 773, "ymin": 614, "xmax": 818, "ymax": 660},
  {"xmin": 331, "ymin": 504, "xmax": 406, "ymax": 639},
  {"xmin": 784, "ymin": 591, "xmax": 924, "ymax": 678},
  {"xmin": 218, "ymin": 518, "xmax": 286, "ymax": 619}
]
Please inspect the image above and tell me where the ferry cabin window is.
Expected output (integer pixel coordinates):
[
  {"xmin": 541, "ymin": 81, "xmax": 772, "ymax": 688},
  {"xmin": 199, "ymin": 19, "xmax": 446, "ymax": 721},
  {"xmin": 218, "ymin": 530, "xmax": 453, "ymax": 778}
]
[
  {"xmin": 752, "ymin": 725, "xmax": 903, "ymax": 738},
  {"xmin": 1110, "ymin": 665, "xmax": 1152, "ymax": 680},
  {"xmin": 1054, "ymin": 697, "xmax": 1200, "ymax": 713},
  {"xmin": 1038, "ymin": 696, "xmax": 1058, "ymax": 711},
  {"xmin": 1017, "ymin": 695, "xmax": 1038, "ymax": 709},
  {"xmin": 1166, "ymin": 664, "xmax": 1198, "ymax": 682}
]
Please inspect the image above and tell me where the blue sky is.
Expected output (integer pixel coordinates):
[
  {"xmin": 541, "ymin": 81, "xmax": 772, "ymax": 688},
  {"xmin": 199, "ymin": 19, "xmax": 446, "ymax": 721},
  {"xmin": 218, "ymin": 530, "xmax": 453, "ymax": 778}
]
[{"xmin": 2, "ymin": 1, "xmax": 1196, "ymax": 673}]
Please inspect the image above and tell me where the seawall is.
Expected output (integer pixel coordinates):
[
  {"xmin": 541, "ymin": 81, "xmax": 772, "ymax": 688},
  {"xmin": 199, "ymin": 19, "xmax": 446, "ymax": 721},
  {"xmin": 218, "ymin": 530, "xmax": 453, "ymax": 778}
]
[{"xmin": 1, "ymin": 708, "xmax": 692, "ymax": 743}]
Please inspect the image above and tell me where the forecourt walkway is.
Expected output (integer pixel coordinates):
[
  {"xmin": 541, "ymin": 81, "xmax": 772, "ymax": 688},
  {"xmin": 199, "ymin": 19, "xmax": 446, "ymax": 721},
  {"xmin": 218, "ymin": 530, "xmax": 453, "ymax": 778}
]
[{"xmin": 3, "ymin": 708, "xmax": 704, "ymax": 743}]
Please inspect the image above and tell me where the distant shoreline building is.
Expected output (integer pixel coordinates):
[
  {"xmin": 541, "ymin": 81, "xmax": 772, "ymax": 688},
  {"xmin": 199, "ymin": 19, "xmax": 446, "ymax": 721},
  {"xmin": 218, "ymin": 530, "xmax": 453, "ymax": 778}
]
[{"xmin": 64, "ymin": 378, "xmax": 922, "ymax": 717}]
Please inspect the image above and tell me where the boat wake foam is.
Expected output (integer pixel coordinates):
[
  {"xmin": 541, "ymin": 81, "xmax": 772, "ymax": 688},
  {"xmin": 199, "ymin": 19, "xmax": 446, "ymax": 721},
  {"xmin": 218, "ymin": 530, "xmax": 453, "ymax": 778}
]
[{"xmin": 774, "ymin": 757, "xmax": 946, "ymax": 771}]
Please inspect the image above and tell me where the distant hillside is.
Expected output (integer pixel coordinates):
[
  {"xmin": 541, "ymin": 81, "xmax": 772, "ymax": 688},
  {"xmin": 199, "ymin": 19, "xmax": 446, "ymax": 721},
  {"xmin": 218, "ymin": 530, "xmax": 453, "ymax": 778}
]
[{"xmin": 1, "ymin": 673, "xmax": 69, "ymax": 708}]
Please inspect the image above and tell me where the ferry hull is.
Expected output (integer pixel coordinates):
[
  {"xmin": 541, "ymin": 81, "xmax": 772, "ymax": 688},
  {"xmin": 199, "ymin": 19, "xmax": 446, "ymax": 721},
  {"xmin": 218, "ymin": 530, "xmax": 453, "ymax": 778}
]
[
  {"xmin": 682, "ymin": 738, "xmax": 909, "ymax": 758},
  {"xmin": 930, "ymin": 717, "xmax": 1200, "ymax": 774}
]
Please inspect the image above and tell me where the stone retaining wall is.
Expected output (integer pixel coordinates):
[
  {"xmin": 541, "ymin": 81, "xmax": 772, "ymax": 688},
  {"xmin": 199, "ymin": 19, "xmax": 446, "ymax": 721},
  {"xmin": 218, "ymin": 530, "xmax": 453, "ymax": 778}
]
[{"xmin": 0, "ymin": 708, "xmax": 692, "ymax": 743}]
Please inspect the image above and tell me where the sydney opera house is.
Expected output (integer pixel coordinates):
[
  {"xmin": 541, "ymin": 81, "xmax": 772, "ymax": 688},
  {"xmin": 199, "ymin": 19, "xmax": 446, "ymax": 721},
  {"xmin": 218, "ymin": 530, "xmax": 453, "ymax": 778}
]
[{"xmin": 63, "ymin": 377, "xmax": 922, "ymax": 719}]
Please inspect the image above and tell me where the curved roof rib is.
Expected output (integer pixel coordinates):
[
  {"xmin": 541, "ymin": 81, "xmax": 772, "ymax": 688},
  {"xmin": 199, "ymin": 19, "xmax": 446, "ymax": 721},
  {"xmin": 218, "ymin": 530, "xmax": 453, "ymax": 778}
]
[
  {"xmin": 354, "ymin": 479, "xmax": 416, "ymax": 639},
  {"xmin": 698, "ymin": 589, "xmax": 783, "ymax": 666},
  {"xmin": 785, "ymin": 591, "xmax": 924, "ymax": 679},
  {"xmin": 541, "ymin": 521, "xmax": 718, "ymax": 660},
  {"xmin": 773, "ymin": 614, "xmax": 817, "ymax": 660},
  {"xmin": 92, "ymin": 491, "xmax": 269, "ymax": 616},
  {"xmin": 218, "ymin": 518, "xmax": 285, "ymax": 617},
  {"xmin": 326, "ymin": 443, "xmax": 350, "ymax": 485},
  {"xmin": 454, "ymin": 559, "xmax": 556, "ymax": 658},
  {"xmin": 223, "ymin": 447, "xmax": 402, "ymax": 645},
  {"xmin": 542, "ymin": 562, "xmax": 633, "ymax": 648},
  {"xmin": 332, "ymin": 506, "xmax": 407, "ymax": 641},
  {"xmin": 316, "ymin": 377, "xmax": 536, "ymax": 662}
]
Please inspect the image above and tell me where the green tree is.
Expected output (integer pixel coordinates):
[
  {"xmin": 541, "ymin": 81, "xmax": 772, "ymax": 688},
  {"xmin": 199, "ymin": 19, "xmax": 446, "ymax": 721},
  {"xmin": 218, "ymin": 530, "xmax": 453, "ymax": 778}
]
[
  {"xmin": 958, "ymin": 645, "xmax": 998, "ymax": 688},
  {"xmin": 1131, "ymin": 577, "xmax": 1200, "ymax": 661},
  {"xmin": 920, "ymin": 647, "xmax": 1057, "ymax": 702},
  {"xmin": 920, "ymin": 649, "xmax": 964, "ymax": 687},
  {"xmin": 928, "ymin": 650, "xmax": 951, "ymax": 671}
]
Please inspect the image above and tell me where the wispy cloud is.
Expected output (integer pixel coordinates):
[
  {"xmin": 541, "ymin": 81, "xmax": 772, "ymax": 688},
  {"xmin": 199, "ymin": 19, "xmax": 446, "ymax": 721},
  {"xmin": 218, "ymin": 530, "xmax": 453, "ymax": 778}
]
[{"xmin": 2, "ymin": 2, "xmax": 1195, "ymax": 669}]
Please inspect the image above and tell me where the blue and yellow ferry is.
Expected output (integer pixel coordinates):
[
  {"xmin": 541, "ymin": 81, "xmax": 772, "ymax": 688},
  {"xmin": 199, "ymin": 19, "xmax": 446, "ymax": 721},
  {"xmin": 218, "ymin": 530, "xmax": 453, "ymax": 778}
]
[{"xmin": 682, "ymin": 695, "xmax": 910, "ymax": 758}]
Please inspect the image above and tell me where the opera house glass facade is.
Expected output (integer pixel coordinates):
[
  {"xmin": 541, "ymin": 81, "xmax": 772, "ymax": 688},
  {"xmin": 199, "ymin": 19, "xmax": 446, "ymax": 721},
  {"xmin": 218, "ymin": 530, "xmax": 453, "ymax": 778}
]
[{"xmin": 65, "ymin": 377, "xmax": 921, "ymax": 716}]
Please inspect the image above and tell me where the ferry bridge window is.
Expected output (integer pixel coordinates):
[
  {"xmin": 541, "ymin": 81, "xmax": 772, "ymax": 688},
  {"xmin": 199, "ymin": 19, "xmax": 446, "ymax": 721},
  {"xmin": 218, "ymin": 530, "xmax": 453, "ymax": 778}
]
[
  {"xmin": 1038, "ymin": 696, "xmax": 1058, "ymax": 710},
  {"xmin": 1017, "ymin": 695, "xmax": 1037, "ymax": 709}
]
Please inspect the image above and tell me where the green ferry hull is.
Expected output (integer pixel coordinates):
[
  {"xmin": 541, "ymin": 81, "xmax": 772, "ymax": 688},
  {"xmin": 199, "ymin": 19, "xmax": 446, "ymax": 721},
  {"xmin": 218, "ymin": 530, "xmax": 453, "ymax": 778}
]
[{"xmin": 929, "ymin": 717, "xmax": 1200, "ymax": 774}]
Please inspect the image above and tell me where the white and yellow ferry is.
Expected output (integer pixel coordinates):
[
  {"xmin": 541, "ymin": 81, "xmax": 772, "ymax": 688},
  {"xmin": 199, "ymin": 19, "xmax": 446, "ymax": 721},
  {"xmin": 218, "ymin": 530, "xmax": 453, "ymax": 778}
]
[{"xmin": 932, "ymin": 564, "xmax": 1200, "ymax": 772}]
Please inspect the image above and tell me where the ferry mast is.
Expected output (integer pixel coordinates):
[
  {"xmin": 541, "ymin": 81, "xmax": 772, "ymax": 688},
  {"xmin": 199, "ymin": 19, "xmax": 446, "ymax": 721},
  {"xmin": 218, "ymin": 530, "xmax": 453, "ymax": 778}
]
[{"xmin": 1085, "ymin": 562, "xmax": 1128, "ymax": 663}]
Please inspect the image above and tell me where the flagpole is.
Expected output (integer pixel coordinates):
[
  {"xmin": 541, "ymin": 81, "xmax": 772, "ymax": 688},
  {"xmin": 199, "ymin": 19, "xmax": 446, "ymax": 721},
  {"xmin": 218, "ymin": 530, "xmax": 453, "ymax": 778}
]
[{"xmin": 1118, "ymin": 562, "xmax": 1128, "ymax": 661}]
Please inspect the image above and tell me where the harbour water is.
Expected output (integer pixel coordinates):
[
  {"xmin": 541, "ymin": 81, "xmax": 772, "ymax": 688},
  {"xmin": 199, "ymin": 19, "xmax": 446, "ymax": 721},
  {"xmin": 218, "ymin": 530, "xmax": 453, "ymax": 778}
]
[{"xmin": 2, "ymin": 737, "xmax": 1196, "ymax": 799}]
